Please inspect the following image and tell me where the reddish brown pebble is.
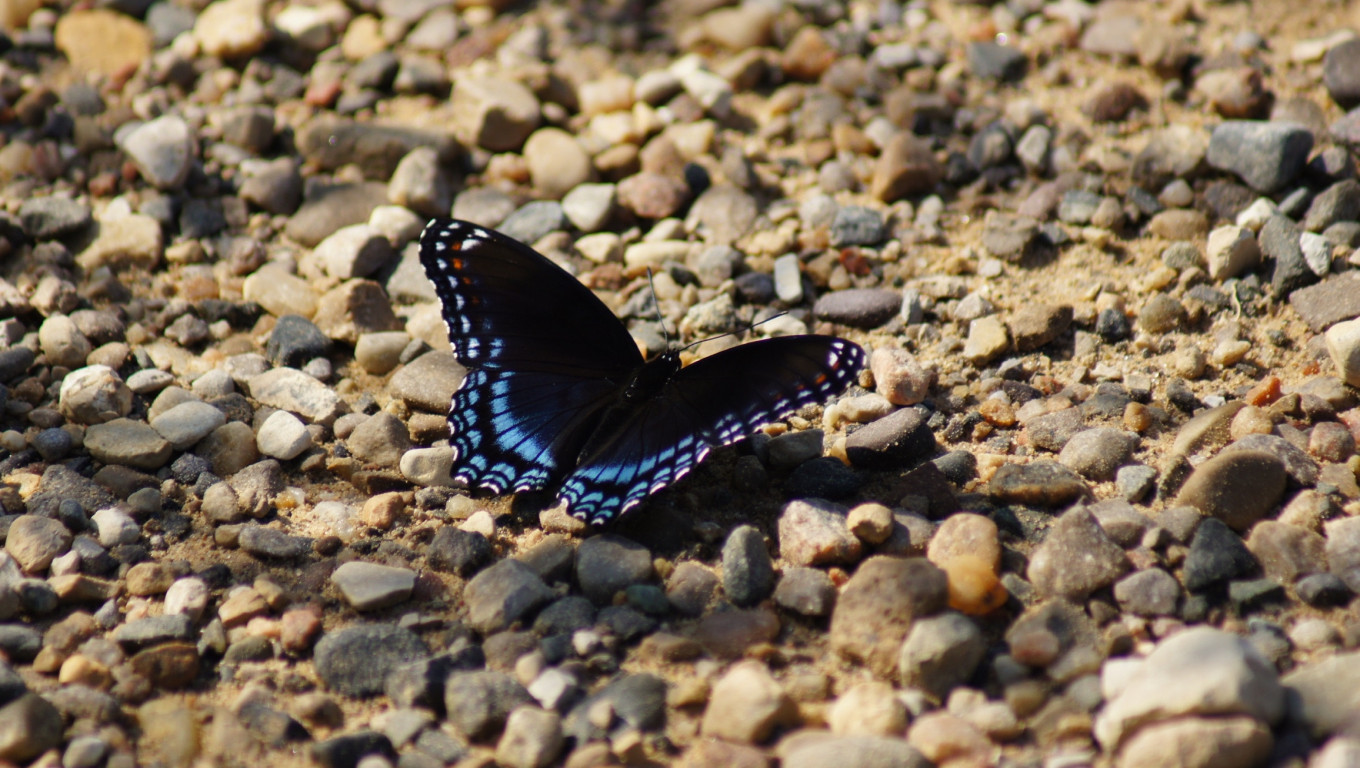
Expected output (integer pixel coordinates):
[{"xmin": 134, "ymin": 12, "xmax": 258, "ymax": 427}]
[
  {"xmin": 280, "ymin": 605, "xmax": 323, "ymax": 653},
  {"xmin": 1244, "ymin": 376, "xmax": 1283, "ymax": 406}
]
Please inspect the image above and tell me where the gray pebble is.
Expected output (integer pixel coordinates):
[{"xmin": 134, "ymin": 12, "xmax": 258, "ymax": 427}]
[
  {"xmin": 444, "ymin": 670, "xmax": 533, "ymax": 743},
  {"xmin": 1206, "ymin": 120, "xmax": 1313, "ymax": 192},
  {"xmin": 315, "ymin": 624, "xmax": 428, "ymax": 698},
  {"xmin": 575, "ymin": 534, "xmax": 653, "ymax": 605},
  {"xmin": 773, "ymin": 567, "xmax": 836, "ymax": 617},
  {"xmin": 331, "ymin": 561, "xmax": 415, "ymax": 611},
  {"xmin": 238, "ymin": 525, "xmax": 313, "ymax": 559},
  {"xmin": 1113, "ymin": 568, "xmax": 1181, "ymax": 616},
  {"xmin": 464, "ymin": 559, "xmax": 554, "ymax": 634},
  {"xmin": 721, "ymin": 525, "xmax": 774, "ymax": 607}
]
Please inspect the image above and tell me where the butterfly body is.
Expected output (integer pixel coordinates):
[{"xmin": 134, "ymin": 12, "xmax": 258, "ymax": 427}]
[{"xmin": 419, "ymin": 218, "xmax": 866, "ymax": 525}]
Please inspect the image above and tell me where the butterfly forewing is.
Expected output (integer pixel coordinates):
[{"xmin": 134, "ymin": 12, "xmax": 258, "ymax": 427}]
[
  {"xmin": 420, "ymin": 218, "xmax": 643, "ymax": 493},
  {"xmin": 558, "ymin": 337, "xmax": 866, "ymax": 525},
  {"xmin": 419, "ymin": 218, "xmax": 643, "ymax": 373}
]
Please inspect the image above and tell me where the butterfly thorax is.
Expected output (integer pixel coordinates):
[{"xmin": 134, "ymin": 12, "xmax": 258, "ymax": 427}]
[{"xmin": 575, "ymin": 351, "xmax": 683, "ymax": 464}]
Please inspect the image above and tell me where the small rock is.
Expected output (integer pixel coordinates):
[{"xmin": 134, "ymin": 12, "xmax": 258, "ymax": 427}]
[
  {"xmin": 1027, "ymin": 506, "xmax": 1129, "ymax": 600},
  {"xmin": 829, "ymin": 556, "xmax": 948, "ymax": 678},
  {"xmin": 700, "ymin": 660, "xmax": 795, "ymax": 744},
  {"xmin": 331, "ymin": 561, "xmax": 415, "ymax": 611},
  {"xmin": 314, "ymin": 624, "xmax": 427, "ymax": 698}
]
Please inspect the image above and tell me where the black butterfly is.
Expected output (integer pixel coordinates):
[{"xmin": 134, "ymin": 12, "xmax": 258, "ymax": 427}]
[{"xmin": 418, "ymin": 217, "xmax": 866, "ymax": 525}]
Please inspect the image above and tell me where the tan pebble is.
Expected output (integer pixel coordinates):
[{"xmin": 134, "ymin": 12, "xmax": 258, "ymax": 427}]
[
  {"xmin": 978, "ymin": 398, "xmax": 1017, "ymax": 427},
  {"xmin": 218, "ymin": 586, "xmax": 268, "ymax": 626},
  {"xmin": 360, "ymin": 491, "xmax": 407, "ymax": 530},
  {"xmin": 907, "ymin": 712, "xmax": 992, "ymax": 765},
  {"xmin": 846, "ymin": 503, "xmax": 894, "ymax": 545},
  {"xmin": 942, "ymin": 555, "xmax": 1008, "ymax": 616},
  {"xmin": 928, "ymin": 514, "xmax": 1002, "ymax": 571},
  {"xmin": 59, "ymin": 654, "xmax": 113, "ymax": 689},
  {"xmin": 1229, "ymin": 405, "xmax": 1275, "ymax": 440},
  {"xmin": 1123, "ymin": 402, "xmax": 1153, "ymax": 432}
]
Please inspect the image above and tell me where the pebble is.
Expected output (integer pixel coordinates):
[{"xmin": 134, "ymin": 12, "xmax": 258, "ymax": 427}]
[
  {"xmin": 1326, "ymin": 318, "xmax": 1360, "ymax": 387},
  {"xmin": 247, "ymin": 367, "xmax": 345, "ymax": 426},
  {"xmin": 869, "ymin": 348, "xmax": 935, "ymax": 407},
  {"xmin": 1113, "ymin": 569, "xmax": 1181, "ymax": 616},
  {"xmin": 495, "ymin": 706, "xmax": 564, "ymax": 768},
  {"xmin": 700, "ymin": 660, "xmax": 795, "ymax": 744},
  {"xmin": 150, "ymin": 400, "xmax": 227, "ymax": 450},
  {"xmin": 1245, "ymin": 521, "xmax": 1327, "ymax": 582},
  {"xmin": 332, "ymin": 561, "xmax": 415, "ymax": 611},
  {"xmin": 1058, "ymin": 427, "xmax": 1140, "ymax": 481},
  {"xmin": 1206, "ymin": 121, "xmax": 1313, "ymax": 192},
  {"xmin": 1206, "ymin": 225, "xmax": 1261, "ymax": 281},
  {"xmin": 5, "ymin": 515, "xmax": 72, "ymax": 574},
  {"xmin": 844, "ymin": 408, "xmax": 936, "ymax": 469},
  {"xmin": 898, "ymin": 611, "xmax": 986, "ymax": 698},
  {"xmin": 1027, "ymin": 506, "xmax": 1129, "ymax": 600},
  {"xmin": 315, "ymin": 624, "xmax": 427, "ymax": 698},
  {"xmin": 256, "ymin": 410, "xmax": 312, "ymax": 460},
  {"xmin": 777, "ymin": 499, "xmax": 862, "ymax": 567},
  {"xmin": 721, "ymin": 525, "xmax": 774, "ymax": 607},
  {"xmin": 57, "ymin": 365, "xmax": 132, "ymax": 425},
  {"xmin": 872, "ymin": 132, "xmax": 941, "ymax": 202},
  {"xmin": 773, "ymin": 568, "xmax": 837, "ymax": 617},
  {"xmin": 1117, "ymin": 716, "xmax": 1273, "ymax": 768},
  {"xmin": 687, "ymin": 186, "xmax": 758, "ymax": 245},
  {"xmin": 238, "ymin": 525, "xmax": 313, "ymax": 559},
  {"xmin": 464, "ymin": 559, "xmax": 554, "ymax": 634},
  {"xmin": 987, "ymin": 460, "xmax": 1089, "ymax": 508},
  {"xmin": 0, "ymin": 693, "xmax": 64, "ymax": 763},
  {"xmin": 829, "ymin": 557, "xmax": 948, "ymax": 678},
  {"xmin": 445, "ymin": 670, "xmax": 533, "ymax": 742},
  {"xmin": 826, "ymin": 681, "xmax": 908, "ymax": 737},
  {"xmin": 1173, "ymin": 450, "xmax": 1286, "ymax": 531},
  {"xmin": 1183, "ymin": 518, "xmax": 1258, "ymax": 593},
  {"xmin": 117, "ymin": 115, "xmax": 195, "ymax": 190},
  {"xmin": 561, "ymin": 183, "xmax": 616, "ymax": 233},
  {"xmin": 1322, "ymin": 38, "xmax": 1360, "ymax": 108},
  {"xmin": 962, "ymin": 315, "xmax": 1009, "ymax": 364},
  {"xmin": 427, "ymin": 527, "xmax": 492, "ymax": 577},
  {"xmin": 575, "ymin": 534, "xmax": 653, "ymax": 604},
  {"xmin": 1094, "ymin": 627, "xmax": 1284, "ymax": 750}
]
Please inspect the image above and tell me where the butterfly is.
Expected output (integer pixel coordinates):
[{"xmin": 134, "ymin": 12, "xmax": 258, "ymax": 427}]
[{"xmin": 418, "ymin": 217, "xmax": 866, "ymax": 526}]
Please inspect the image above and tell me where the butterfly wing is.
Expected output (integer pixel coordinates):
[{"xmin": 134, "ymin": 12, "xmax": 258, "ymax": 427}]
[
  {"xmin": 419, "ymin": 218, "xmax": 645, "ymax": 493},
  {"xmin": 558, "ymin": 336, "xmax": 866, "ymax": 525}
]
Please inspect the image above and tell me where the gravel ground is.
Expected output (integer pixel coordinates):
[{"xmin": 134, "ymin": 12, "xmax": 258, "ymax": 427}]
[{"xmin": 2, "ymin": 0, "xmax": 1360, "ymax": 767}]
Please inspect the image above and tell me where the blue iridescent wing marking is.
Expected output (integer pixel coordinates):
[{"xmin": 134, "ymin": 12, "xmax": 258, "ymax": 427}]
[
  {"xmin": 558, "ymin": 337, "xmax": 866, "ymax": 525},
  {"xmin": 419, "ymin": 218, "xmax": 642, "ymax": 493}
]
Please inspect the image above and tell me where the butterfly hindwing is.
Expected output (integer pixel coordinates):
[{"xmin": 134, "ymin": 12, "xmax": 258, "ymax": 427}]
[{"xmin": 558, "ymin": 337, "xmax": 866, "ymax": 524}]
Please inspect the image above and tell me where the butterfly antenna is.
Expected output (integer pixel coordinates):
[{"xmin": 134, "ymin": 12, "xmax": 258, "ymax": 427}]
[
  {"xmin": 646, "ymin": 268, "xmax": 672, "ymax": 348},
  {"xmin": 677, "ymin": 310, "xmax": 794, "ymax": 354}
]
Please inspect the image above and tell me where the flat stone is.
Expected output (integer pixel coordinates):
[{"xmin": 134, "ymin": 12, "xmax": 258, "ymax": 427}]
[
  {"xmin": 1173, "ymin": 450, "xmax": 1287, "ymax": 531},
  {"xmin": 988, "ymin": 460, "xmax": 1089, "ymax": 507},
  {"xmin": 331, "ymin": 561, "xmax": 415, "ymax": 611},
  {"xmin": 315, "ymin": 624, "xmax": 427, "ymax": 698},
  {"xmin": 83, "ymin": 418, "xmax": 172, "ymax": 471}
]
